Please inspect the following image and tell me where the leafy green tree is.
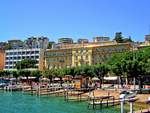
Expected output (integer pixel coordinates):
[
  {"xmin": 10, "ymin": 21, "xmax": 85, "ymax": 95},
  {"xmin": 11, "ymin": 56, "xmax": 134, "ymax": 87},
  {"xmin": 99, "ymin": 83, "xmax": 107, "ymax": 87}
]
[
  {"xmin": 114, "ymin": 32, "xmax": 123, "ymax": 43},
  {"xmin": 11, "ymin": 71, "xmax": 20, "ymax": 84},
  {"xmin": 94, "ymin": 64, "xmax": 109, "ymax": 88},
  {"xmin": 108, "ymin": 47, "xmax": 150, "ymax": 89},
  {"xmin": 123, "ymin": 37, "xmax": 133, "ymax": 43},
  {"xmin": 15, "ymin": 59, "xmax": 38, "ymax": 70},
  {"xmin": 47, "ymin": 42, "xmax": 55, "ymax": 49},
  {"xmin": 114, "ymin": 32, "xmax": 133, "ymax": 43},
  {"xmin": 31, "ymin": 70, "xmax": 42, "ymax": 82},
  {"xmin": 18, "ymin": 70, "xmax": 31, "ymax": 84},
  {"xmin": 43, "ymin": 69, "xmax": 54, "ymax": 83}
]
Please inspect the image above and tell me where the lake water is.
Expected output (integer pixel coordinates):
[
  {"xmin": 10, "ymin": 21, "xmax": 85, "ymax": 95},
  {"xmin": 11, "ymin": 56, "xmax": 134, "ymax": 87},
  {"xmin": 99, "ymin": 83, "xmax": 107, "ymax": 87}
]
[{"xmin": 0, "ymin": 91, "xmax": 121, "ymax": 113}]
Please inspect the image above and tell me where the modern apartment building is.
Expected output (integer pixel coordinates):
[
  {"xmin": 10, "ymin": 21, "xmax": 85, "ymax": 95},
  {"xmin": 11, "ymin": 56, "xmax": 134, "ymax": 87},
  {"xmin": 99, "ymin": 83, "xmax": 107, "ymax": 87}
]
[
  {"xmin": 5, "ymin": 48, "xmax": 44, "ymax": 70},
  {"xmin": 25, "ymin": 36, "xmax": 49, "ymax": 49},
  {"xmin": 58, "ymin": 38, "xmax": 73, "ymax": 44},
  {"xmin": 45, "ymin": 41, "xmax": 131, "ymax": 69},
  {"xmin": 93, "ymin": 36, "xmax": 110, "ymax": 42},
  {"xmin": 78, "ymin": 39, "xmax": 89, "ymax": 44},
  {"xmin": 144, "ymin": 34, "xmax": 150, "ymax": 45},
  {"xmin": 8, "ymin": 40, "xmax": 24, "ymax": 49}
]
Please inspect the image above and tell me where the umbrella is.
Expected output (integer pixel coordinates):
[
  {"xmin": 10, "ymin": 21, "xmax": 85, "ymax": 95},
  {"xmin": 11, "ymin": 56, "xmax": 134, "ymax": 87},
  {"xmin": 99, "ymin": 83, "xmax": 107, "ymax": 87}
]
[
  {"xmin": 92, "ymin": 77, "xmax": 99, "ymax": 81},
  {"xmin": 40, "ymin": 78, "xmax": 50, "ymax": 82},
  {"xmin": 53, "ymin": 77, "xmax": 60, "ymax": 81}
]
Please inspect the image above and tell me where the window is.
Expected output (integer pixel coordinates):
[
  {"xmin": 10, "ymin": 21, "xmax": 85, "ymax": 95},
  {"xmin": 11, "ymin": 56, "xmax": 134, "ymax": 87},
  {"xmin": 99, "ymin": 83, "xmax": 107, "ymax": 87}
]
[
  {"xmin": 27, "ymin": 51, "xmax": 30, "ymax": 54},
  {"xmin": 31, "ymin": 56, "xmax": 34, "ymax": 58},
  {"xmin": 86, "ymin": 55, "xmax": 88, "ymax": 59},
  {"xmin": 18, "ymin": 52, "xmax": 21, "ymax": 55},
  {"xmin": 9, "ymin": 66, "xmax": 13, "ymax": 69},
  {"xmin": 36, "ymin": 56, "xmax": 39, "ymax": 59},
  {"xmin": 35, "ymin": 51, "xmax": 39, "ymax": 54},
  {"xmin": 26, "ymin": 56, "xmax": 30, "ymax": 59},
  {"xmin": 17, "ymin": 56, "xmax": 21, "ymax": 59},
  {"xmin": 9, "ymin": 62, "xmax": 13, "ymax": 64},
  {"xmin": 75, "ymin": 55, "xmax": 78, "ymax": 60}
]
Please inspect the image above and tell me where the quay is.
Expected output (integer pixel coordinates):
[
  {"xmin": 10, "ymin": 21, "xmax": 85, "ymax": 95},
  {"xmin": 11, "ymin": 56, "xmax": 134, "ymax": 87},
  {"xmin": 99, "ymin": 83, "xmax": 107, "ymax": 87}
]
[{"xmin": 129, "ymin": 108, "xmax": 150, "ymax": 113}]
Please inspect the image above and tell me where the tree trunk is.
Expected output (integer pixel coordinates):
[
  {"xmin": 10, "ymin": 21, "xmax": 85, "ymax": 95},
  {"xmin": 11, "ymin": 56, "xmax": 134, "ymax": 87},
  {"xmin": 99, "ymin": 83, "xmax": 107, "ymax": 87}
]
[
  {"xmin": 16, "ymin": 77, "xmax": 18, "ymax": 84},
  {"xmin": 139, "ymin": 77, "xmax": 143, "ymax": 92},
  {"xmin": 133, "ymin": 77, "xmax": 136, "ymax": 90},
  {"xmin": 99, "ymin": 78, "xmax": 102, "ymax": 89},
  {"xmin": 120, "ymin": 77, "xmax": 124, "ymax": 88},
  {"xmin": 118, "ymin": 76, "xmax": 120, "ymax": 89}
]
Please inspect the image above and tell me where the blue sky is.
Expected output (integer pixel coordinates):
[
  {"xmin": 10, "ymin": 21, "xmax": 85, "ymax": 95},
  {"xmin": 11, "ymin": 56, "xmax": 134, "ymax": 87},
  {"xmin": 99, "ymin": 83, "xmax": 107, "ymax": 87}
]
[{"xmin": 0, "ymin": 0, "xmax": 150, "ymax": 42}]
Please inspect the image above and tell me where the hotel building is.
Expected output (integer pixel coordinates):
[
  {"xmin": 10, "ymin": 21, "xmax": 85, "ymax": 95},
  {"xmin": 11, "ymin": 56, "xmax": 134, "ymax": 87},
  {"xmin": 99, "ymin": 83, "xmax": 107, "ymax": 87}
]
[
  {"xmin": 4, "ymin": 48, "xmax": 44, "ymax": 70},
  {"xmin": 45, "ymin": 41, "xmax": 131, "ymax": 69}
]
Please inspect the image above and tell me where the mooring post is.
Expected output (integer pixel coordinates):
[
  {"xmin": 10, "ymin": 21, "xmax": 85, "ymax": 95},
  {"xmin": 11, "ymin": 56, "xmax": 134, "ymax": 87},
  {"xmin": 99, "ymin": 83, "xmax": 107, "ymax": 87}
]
[
  {"xmin": 120, "ymin": 94, "xmax": 125, "ymax": 113},
  {"xmin": 130, "ymin": 101, "xmax": 133, "ymax": 113}
]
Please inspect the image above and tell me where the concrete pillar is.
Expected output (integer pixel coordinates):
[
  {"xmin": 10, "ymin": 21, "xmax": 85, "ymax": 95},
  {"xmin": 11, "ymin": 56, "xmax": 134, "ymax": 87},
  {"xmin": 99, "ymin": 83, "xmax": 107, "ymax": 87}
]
[
  {"xmin": 130, "ymin": 102, "xmax": 133, "ymax": 113},
  {"xmin": 120, "ymin": 94, "xmax": 125, "ymax": 113},
  {"xmin": 120, "ymin": 99, "xmax": 124, "ymax": 113}
]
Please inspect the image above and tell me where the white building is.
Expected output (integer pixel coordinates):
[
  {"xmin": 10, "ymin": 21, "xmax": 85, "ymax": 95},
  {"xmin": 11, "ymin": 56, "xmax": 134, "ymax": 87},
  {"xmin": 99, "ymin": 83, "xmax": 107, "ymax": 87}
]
[
  {"xmin": 25, "ymin": 36, "xmax": 49, "ymax": 49},
  {"xmin": 5, "ymin": 48, "xmax": 44, "ymax": 70}
]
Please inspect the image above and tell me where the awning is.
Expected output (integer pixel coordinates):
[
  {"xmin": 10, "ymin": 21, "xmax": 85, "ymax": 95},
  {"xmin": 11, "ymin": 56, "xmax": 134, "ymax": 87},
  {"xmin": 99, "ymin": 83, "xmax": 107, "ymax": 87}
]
[
  {"xmin": 104, "ymin": 77, "xmax": 118, "ymax": 81},
  {"xmin": 92, "ymin": 77, "xmax": 99, "ymax": 81},
  {"xmin": 53, "ymin": 77, "xmax": 60, "ymax": 81},
  {"xmin": 40, "ymin": 78, "xmax": 50, "ymax": 81},
  {"xmin": 20, "ymin": 77, "xmax": 36, "ymax": 80},
  {"xmin": 10, "ymin": 78, "xmax": 17, "ymax": 81}
]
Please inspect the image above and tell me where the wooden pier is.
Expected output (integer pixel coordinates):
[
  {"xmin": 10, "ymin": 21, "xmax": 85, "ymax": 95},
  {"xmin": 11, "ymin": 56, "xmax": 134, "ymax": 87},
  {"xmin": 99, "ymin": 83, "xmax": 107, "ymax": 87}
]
[
  {"xmin": 64, "ymin": 88, "xmax": 93, "ymax": 101},
  {"xmin": 88, "ymin": 95, "xmax": 120, "ymax": 109},
  {"xmin": 88, "ymin": 94, "xmax": 139, "ymax": 110},
  {"xmin": 131, "ymin": 108, "xmax": 150, "ymax": 113}
]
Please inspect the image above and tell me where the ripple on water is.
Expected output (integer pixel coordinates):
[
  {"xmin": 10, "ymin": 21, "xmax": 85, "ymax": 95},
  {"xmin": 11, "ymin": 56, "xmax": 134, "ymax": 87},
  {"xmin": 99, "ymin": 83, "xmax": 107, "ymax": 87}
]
[{"xmin": 0, "ymin": 91, "xmax": 120, "ymax": 113}]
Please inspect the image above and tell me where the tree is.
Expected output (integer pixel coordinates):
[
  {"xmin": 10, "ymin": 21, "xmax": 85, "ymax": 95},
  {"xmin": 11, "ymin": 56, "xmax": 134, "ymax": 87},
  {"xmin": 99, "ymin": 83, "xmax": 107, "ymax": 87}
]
[
  {"xmin": 47, "ymin": 42, "xmax": 55, "ymax": 49},
  {"xmin": 123, "ymin": 37, "xmax": 133, "ymax": 43},
  {"xmin": 114, "ymin": 32, "xmax": 123, "ymax": 43},
  {"xmin": 43, "ymin": 69, "xmax": 54, "ymax": 83},
  {"xmin": 11, "ymin": 71, "xmax": 19, "ymax": 84},
  {"xmin": 94, "ymin": 64, "xmax": 109, "ymax": 88},
  {"xmin": 15, "ymin": 59, "xmax": 38, "ymax": 70},
  {"xmin": 114, "ymin": 32, "xmax": 133, "ymax": 43},
  {"xmin": 18, "ymin": 70, "xmax": 31, "ymax": 84},
  {"xmin": 108, "ymin": 47, "xmax": 150, "ymax": 89},
  {"xmin": 31, "ymin": 70, "xmax": 42, "ymax": 82}
]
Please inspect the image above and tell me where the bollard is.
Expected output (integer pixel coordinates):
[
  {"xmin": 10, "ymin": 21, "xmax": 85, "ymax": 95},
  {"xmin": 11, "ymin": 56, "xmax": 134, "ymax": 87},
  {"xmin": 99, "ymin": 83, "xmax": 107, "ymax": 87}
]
[
  {"xmin": 120, "ymin": 94, "xmax": 125, "ymax": 113},
  {"xmin": 130, "ymin": 101, "xmax": 133, "ymax": 113}
]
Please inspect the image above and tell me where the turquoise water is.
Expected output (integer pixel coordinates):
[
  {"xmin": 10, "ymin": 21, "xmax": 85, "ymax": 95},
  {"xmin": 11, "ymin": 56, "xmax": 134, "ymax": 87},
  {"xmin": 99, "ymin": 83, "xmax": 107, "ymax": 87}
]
[{"xmin": 0, "ymin": 91, "xmax": 120, "ymax": 113}]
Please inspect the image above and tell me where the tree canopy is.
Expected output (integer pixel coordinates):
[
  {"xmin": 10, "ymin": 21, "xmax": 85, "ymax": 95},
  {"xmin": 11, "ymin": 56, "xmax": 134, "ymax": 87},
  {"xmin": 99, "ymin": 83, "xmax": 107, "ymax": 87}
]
[{"xmin": 15, "ymin": 59, "xmax": 38, "ymax": 70}]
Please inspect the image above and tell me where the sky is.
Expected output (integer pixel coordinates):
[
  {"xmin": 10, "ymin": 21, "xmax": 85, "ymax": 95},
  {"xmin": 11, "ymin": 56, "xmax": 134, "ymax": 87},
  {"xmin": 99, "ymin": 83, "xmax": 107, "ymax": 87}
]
[{"xmin": 0, "ymin": 0, "xmax": 150, "ymax": 42}]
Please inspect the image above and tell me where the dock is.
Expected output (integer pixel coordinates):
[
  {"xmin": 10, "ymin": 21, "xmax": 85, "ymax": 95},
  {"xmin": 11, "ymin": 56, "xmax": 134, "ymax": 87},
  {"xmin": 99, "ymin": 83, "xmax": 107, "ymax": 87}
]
[
  {"xmin": 88, "ymin": 95, "xmax": 139, "ymax": 110},
  {"xmin": 64, "ymin": 88, "xmax": 93, "ymax": 101},
  {"xmin": 131, "ymin": 108, "xmax": 150, "ymax": 113},
  {"xmin": 88, "ymin": 95, "xmax": 119, "ymax": 109}
]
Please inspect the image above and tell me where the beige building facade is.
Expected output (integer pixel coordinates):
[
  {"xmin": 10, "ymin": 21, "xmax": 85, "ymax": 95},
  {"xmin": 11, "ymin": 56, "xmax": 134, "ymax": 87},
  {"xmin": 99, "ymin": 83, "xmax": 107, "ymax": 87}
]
[{"xmin": 45, "ymin": 42, "xmax": 131, "ymax": 69}]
